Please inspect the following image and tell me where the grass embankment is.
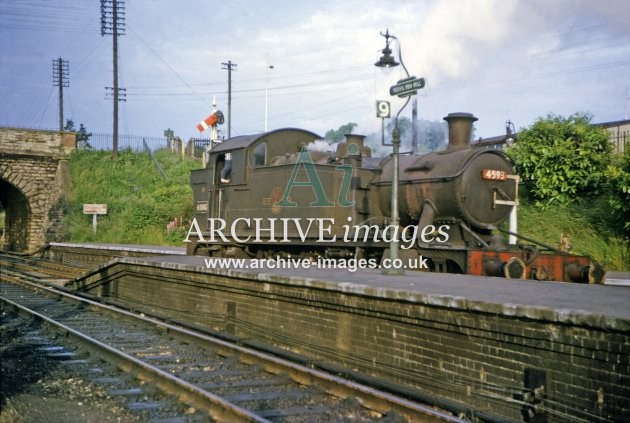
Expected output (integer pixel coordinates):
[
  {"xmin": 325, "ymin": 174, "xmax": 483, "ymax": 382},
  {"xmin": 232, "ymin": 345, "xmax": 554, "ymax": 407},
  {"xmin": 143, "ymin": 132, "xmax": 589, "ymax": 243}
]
[
  {"xmin": 64, "ymin": 149, "xmax": 629, "ymax": 270},
  {"xmin": 516, "ymin": 199, "xmax": 628, "ymax": 270},
  {"xmin": 66, "ymin": 148, "xmax": 199, "ymax": 245}
]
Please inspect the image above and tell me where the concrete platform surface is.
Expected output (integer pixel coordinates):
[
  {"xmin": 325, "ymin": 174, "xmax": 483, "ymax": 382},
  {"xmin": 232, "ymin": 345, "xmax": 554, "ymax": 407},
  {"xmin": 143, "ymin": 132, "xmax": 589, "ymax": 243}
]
[
  {"xmin": 109, "ymin": 254, "xmax": 630, "ymax": 329},
  {"xmin": 49, "ymin": 242, "xmax": 186, "ymax": 255}
]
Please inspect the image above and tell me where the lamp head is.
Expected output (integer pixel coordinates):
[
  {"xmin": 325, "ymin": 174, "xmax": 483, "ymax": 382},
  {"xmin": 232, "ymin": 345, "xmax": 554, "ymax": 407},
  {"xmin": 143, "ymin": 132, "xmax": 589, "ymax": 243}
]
[{"xmin": 375, "ymin": 29, "xmax": 400, "ymax": 69}]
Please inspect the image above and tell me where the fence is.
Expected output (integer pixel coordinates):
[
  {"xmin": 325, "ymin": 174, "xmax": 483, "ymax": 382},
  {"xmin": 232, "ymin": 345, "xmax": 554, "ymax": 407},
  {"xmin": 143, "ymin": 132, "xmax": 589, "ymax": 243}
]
[
  {"xmin": 87, "ymin": 133, "xmax": 169, "ymax": 152},
  {"xmin": 84, "ymin": 133, "xmax": 212, "ymax": 156}
]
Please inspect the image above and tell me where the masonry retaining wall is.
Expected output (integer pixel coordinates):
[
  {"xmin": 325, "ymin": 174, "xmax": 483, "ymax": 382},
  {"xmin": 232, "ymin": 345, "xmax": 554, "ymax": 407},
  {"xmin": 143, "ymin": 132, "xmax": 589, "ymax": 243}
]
[
  {"xmin": 69, "ymin": 257, "xmax": 630, "ymax": 422},
  {"xmin": 0, "ymin": 128, "xmax": 75, "ymax": 251}
]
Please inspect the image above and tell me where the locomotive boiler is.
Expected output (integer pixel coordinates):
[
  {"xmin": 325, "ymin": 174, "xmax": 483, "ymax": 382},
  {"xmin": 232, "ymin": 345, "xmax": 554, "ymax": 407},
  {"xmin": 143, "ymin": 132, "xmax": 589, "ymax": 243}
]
[{"xmin": 187, "ymin": 112, "xmax": 605, "ymax": 284}]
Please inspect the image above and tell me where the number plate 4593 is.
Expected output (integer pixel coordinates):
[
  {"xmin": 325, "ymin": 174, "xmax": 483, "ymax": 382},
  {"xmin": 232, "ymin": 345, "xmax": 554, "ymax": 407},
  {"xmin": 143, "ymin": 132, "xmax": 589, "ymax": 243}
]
[{"xmin": 482, "ymin": 169, "xmax": 507, "ymax": 181}]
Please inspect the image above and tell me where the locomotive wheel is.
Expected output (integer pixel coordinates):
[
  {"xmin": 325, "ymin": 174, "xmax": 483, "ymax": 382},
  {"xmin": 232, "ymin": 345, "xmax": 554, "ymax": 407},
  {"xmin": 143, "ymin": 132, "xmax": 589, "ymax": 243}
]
[
  {"xmin": 222, "ymin": 245, "xmax": 248, "ymax": 258},
  {"xmin": 589, "ymin": 262, "xmax": 606, "ymax": 284},
  {"xmin": 531, "ymin": 266, "xmax": 549, "ymax": 281},
  {"xmin": 194, "ymin": 246, "xmax": 211, "ymax": 256},
  {"xmin": 482, "ymin": 256, "xmax": 526, "ymax": 279},
  {"xmin": 187, "ymin": 238, "xmax": 208, "ymax": 256},
  {"xmin": 504, "ymin": 257, "xmax": 526, "ymax": 279}
]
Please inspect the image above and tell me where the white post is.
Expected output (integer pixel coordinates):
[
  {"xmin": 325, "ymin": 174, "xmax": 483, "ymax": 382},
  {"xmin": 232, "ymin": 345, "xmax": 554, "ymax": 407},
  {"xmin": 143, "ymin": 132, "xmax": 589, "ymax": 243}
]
[
  {"xmin": 509, "ymin": 205, "xmax": 517, "ymax": 245},
  {"xmin": 210, "ymin": 96, "xmax": 219, "ymax": 144},
  {"xmin": 491, "ymin": 175, "xmax": 519, "ymax": 244},
  {"xmin": 508, "ymin": 174, "xmax": 519, "ymax": 245},
  {"xmin": 84, "ymin": 204, "xmax": 107, "ymax": 234}
]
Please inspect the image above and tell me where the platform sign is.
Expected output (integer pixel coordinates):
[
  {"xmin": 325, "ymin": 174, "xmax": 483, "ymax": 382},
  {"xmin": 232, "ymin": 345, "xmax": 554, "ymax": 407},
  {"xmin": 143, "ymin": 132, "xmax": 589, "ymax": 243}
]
[
  {"xmin": 376, "ymin": 100, "xmax": 391, "ymax": 118},
  {"xmin": 83, "ymin": 204, "xmax": 107, "ymax": 233},
  {"xmin": 83, "ymin": 204, "xmax": 107, "ymax": 215},
  {"xmin": 389, "ymin": 76, "xmax": 426, "ymax": 98}
]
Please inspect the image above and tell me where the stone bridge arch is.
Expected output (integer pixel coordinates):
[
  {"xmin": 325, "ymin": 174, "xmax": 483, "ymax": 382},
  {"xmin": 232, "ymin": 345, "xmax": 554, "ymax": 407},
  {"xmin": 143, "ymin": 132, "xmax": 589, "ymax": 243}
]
[{"xmin": 0, "ymin": 128, "xmax": 75, "ymax": 252}]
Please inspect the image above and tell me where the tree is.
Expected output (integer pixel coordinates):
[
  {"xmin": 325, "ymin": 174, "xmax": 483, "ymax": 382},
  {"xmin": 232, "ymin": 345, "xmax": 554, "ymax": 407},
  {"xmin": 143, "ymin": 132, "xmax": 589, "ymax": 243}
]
[
  {"xmin": 324, "ymin": 122, "xmax": 358, "ymax": 143},
  {"xmin": 64, "ymin": 119, "xmax": 93, "ymax": 149},
  {"xmin": 507, "ymin": 113, "xmax": 612, "ymax": 208},
  {"xmin": 606, "ymin": 151, "xmax": 630, "ymax": 238},
  {"xmin": 362, "ymin": 116, "xmax": 448, "ymax": 157},
  {"xmin": 385, "ymin": 116, "xmax": 412, "ymax": 147},
  {"xmin": 416, "ymin": 118, "xmax": 448, "ymax": 152},
  {"xmin": 363, "ymin": 117, "xmax": 411, "ymax": 156}
]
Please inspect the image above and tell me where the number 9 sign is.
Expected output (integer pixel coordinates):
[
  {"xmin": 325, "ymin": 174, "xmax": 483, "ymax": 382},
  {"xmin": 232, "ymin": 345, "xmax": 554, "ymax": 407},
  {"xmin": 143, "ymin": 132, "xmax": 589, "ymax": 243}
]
[{"xmin": 376, "ymin": 100, "xmax": 390, "ymax": 118}]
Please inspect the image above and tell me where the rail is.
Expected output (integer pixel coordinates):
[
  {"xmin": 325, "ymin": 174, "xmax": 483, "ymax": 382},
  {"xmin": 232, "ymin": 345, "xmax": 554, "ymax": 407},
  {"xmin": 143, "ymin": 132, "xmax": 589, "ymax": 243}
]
[{"xmin": 1, "ymin": 261, "xmax": 463, "ymax": 422}]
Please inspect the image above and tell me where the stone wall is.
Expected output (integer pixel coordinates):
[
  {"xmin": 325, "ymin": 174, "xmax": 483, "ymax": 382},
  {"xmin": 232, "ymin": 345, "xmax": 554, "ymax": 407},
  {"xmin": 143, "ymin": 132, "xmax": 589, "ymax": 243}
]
[
  {"xmin": 0, "ymin": 127, "xmax": 76, "ymax": 156},
  {"xmin": 0, "ymin": 128, "xmax": 75, "ymax": 251}
]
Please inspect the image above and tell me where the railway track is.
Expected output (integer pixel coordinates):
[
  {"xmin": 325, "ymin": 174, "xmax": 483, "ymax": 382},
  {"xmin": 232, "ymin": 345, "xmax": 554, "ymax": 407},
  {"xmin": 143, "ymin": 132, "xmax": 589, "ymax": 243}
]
[
  {"xmin": 0, "ymin": 252, "xmax": 87, "ymax": 283},
  {"xmin": 1, "ymin": 261, "xmax": 463, "ymax": 422}
]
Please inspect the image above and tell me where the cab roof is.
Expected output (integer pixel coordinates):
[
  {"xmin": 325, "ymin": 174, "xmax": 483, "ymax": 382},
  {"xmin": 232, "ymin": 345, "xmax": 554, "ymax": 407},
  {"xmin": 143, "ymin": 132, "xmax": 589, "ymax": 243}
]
[{"xmin": 209, "ymin": 128, "xmax": 321, "ymax": 154}]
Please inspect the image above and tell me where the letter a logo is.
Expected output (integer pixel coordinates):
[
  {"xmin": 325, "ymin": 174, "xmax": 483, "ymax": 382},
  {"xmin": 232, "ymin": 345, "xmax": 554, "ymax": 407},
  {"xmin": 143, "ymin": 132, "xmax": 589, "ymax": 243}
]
[{"xmin": 278, "ymin": 148, "xmax": 334, "ymax": 207}]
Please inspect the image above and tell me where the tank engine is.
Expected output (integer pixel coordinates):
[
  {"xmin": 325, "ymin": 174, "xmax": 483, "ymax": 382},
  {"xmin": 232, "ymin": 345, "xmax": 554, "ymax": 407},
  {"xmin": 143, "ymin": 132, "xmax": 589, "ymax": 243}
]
[{"xmin": 187, "ymin": 113, "xmax": 605, "ymax": 284}]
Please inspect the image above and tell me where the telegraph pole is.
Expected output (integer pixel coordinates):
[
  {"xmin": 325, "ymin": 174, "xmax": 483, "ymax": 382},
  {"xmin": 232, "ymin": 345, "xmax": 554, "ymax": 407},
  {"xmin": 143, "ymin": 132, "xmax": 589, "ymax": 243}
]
[
  {"xmin": 411, "ymin": 97, "xmax": 418, "ymax": 154},
  {"xmin": 52, "ymin": 57, "xmax": 69, "ymax": 131},
  {"xmin": 221, "ymin": 60, "xmax": 237, "ymax": 138},
  {"xmin": 101, "ymin": 0, "xmax": 126, "ymax": 159}
]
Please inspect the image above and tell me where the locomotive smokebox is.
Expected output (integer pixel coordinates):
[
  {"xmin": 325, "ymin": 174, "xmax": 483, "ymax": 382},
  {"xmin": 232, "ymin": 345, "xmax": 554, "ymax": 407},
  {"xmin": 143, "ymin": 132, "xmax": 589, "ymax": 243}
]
[
  {"xmin": 444, "ymin": 112, "xmax": 478, "ymax": 150},
  {"xmin": 378, "ymin": 111, "xmax": 515, "ymax": 230}
]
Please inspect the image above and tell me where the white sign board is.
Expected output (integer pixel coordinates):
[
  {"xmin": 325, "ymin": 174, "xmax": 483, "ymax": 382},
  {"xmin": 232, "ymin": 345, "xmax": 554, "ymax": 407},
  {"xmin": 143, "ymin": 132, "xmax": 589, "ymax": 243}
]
[
  {"xmin": 83, "ymin": 204, "xmax": 108, "ymax": 215},
  {"xmin": 83, "ymin": 204, "xmax": 107, "ymax": 233}
]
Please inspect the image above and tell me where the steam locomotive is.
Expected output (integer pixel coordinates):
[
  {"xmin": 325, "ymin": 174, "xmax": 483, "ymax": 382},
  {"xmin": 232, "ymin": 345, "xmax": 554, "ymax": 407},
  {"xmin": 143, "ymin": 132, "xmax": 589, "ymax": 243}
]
[{"xmin": 187, "ymin": 112, "xmax": 605, "ymax": 284}]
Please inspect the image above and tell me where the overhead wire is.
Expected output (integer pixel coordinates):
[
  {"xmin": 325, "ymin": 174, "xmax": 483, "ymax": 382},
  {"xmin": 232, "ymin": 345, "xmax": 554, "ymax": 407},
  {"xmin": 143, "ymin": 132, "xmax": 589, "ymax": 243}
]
[
  {"xmin": 0, "ymin": 0, "xmax": 94, "ymax": 33},
  {"xmin": 2, "ymin": 1, "xmax": 382, "ymax": 133},
  {"xmin": 65, "ymin": 89, "xmax": 75, "ymax": 128},
  {"xmin": 34, "ymin": 87, "xmax": 55, "ymax": 128},
  {"xmin": 126, "ymin": 25, "xmax": 213, "ymax": 109},
  {"xmin": 125, "ymin": 76, "xmax": 373, "ymax": 100},
  {"xmin": 1, "ymin": 1, "xmax": 97, "ymax": 129},
  {"xmin": 123, "ymin": 66, "xmax": 375, "ymax": 97}
]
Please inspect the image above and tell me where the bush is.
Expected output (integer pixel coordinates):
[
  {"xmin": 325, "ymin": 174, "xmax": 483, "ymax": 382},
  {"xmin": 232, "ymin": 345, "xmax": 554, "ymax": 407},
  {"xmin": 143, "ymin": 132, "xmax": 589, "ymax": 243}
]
[
  {"xmin": 517, "ymin": 198, "xmax": 628, "ymax": 270},
  {"xmin": 605, "ymin": 151, "xmax": 630, "ymax": 238},
  {"xmin": 508, "ymin": 113, "xmax": 612, "ymax": 208}
]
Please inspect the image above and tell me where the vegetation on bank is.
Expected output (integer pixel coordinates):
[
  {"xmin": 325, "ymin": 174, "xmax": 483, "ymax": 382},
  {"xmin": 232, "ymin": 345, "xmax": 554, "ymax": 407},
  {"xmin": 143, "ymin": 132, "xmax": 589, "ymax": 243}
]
[
  {"xmin": 515, "ymin": 197, "xmax": 627, "ymax": 270},
  {"xmin": 65, "ymin": 148, "xmax": 199, "ymax": 245},
  {"xmin": 506, "ymin": 113, "xmax": 629, "ymax": 270}
]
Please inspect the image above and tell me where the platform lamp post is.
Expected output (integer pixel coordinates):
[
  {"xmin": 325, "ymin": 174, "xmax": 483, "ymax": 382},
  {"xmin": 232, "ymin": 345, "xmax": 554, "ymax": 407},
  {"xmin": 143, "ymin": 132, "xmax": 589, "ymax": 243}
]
[{"xmin": 375, "ymin": 29, "xmax": 425, "ymax": 275}]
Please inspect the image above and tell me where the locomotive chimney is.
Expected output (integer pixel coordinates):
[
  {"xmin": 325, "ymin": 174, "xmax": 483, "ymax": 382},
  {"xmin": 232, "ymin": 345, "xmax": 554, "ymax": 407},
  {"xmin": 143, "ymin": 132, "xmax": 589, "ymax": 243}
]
[
  {"xmin": 344, "ymin": 133, "xmax": 366, "ymax": 148},
  {"xmin": 444, "ymin": 112, "xmax": 478, "ymax": 150},
  {"xmin": 336, "ymin": 134, "xmax": 370, "ymax": 165}
]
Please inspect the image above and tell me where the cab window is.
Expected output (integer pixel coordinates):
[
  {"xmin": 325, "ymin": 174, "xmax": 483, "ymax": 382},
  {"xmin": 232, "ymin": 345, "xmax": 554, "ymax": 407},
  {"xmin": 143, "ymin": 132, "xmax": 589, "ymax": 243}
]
[
  {"xmin": 215, "ymin": 154, "xmax": 230, "ymax": 184},
  {"xmin": 252, "ymin": 142, "xmax": 267, "ymax": 166}
]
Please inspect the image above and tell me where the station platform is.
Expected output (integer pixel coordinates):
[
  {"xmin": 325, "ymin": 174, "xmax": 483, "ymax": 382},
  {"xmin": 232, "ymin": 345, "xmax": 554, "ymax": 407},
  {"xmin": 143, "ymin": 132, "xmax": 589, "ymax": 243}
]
[
  {"xmin": 56, "ymin": 245, "xmax": 630, "ymax": 420},
  {"xmin": 124, "ymin": 254, "xmax": 630, "ymax": 328},
  {"xmin": 48, "ymin": 242, "xmax": 186, "ymax": 255},
  {"xmin": 45, "ymin": 242, "xmax": 185, "ymax": 268}
]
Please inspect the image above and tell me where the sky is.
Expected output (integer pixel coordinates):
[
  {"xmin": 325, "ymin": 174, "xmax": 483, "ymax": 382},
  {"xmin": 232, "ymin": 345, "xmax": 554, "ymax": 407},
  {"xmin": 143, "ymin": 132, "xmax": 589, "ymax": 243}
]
[{"xmin": 1, "ymin": 0, "xmax": 629, "ymax": 143}]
